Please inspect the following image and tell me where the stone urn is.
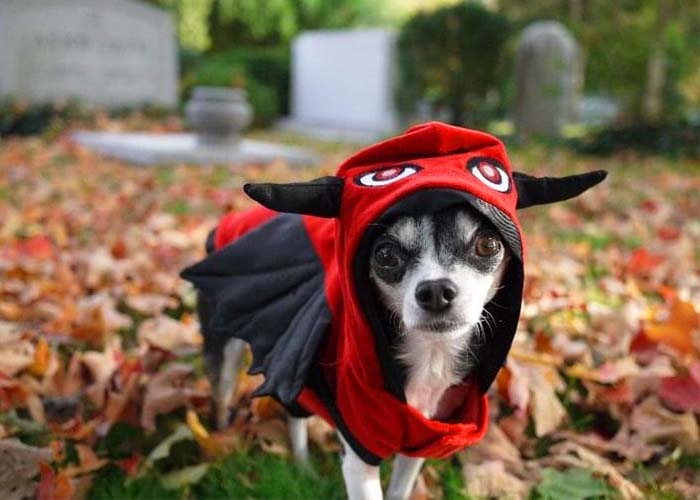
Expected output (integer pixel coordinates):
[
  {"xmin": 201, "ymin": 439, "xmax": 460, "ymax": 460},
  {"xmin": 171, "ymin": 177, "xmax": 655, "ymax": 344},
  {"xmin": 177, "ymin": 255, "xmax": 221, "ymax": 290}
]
[{"xmin": 184, "ymin": 86, "xmax": 253, "ymax": 145}]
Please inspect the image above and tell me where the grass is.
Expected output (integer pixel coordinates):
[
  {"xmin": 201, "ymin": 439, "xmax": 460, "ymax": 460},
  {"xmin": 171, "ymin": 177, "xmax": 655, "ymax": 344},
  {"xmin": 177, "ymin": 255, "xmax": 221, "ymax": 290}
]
[
  {"xmin": 89, "ymin": 449, "xmax": 343, "ymax": 499},
  {"xmin": 88, "ymin": 447, "xmax": 474, "ymax": 499}
]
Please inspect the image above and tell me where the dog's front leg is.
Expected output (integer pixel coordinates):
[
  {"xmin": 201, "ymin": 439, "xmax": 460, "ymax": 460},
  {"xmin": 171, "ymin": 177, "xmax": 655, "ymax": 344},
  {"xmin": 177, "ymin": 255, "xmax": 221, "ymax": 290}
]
[
  {"xmin": 339, "ymin": 434, "xmax": 382, "ymax": 500},
  {"xmin": 386, "ymin": 454, "xmax": 424, "ymax": 500},
  {"xmin": 287, "ymin": 415, "xmax": 309, "ymax": 464},
  {"xmin": 214, "ymin": 337, "xmax": 247, "ymax": 429}
]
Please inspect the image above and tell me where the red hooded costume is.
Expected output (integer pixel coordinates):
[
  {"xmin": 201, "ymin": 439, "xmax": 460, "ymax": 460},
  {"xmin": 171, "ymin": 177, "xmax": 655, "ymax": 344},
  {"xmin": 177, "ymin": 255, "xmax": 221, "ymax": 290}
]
[{"xmin": 182, "ymin": 122, "xmax": 606, "ymax": 464}]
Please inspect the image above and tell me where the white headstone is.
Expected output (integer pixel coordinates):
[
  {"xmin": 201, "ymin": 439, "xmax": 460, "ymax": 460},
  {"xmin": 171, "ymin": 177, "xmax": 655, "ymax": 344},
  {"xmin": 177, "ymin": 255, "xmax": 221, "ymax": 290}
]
[
  {"xmin": 279, "ymin": 29, "xmax": 398, "ymax": 142},
  {"xmin": 514, "ymin": 21, "xmax": 579, "ymax": 138},
  {"xmin": 0, "ymin": 0, "xmax": 177, "ymax": 108}
]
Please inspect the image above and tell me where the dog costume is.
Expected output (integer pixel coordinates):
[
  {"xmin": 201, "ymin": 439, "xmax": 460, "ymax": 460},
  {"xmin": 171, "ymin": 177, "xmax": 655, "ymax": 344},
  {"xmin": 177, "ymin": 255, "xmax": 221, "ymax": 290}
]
[{"xmin": 181, "ymin": 122, "xmax": 606, "ymax": 464}]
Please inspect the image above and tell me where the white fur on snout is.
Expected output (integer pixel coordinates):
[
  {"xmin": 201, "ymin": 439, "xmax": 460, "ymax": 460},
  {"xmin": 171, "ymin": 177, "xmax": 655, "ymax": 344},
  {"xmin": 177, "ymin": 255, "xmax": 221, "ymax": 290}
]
[{"xmin": 371, "ymin": 210, "xmax": 509, "ymax": 419}]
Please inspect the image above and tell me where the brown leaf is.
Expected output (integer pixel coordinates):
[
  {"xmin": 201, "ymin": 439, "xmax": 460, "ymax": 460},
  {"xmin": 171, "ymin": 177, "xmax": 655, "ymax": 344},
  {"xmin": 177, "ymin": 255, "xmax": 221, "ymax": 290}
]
[
  {"xmin": 463, "ymin": 422, "xmax": 525, "ymax": 474},
  {"xmin": 630, "ymin": 396, "xmax": 699, "ymax": 453},
  {"xmin": 0, "ymin": 323, "xmax": 34, "ymax": 376},
  {"xmin": 127, "ymin": 294, "xmax": 178, "ymax": 316},
  {"xmin": 507, "ymin": 359, "xmax": 566, "ymax": 436},
  {"xmin": 141, "ymin": 364, "xmax": 206, "ymax": 432},
  {"xmin": 72, "ymin": 294, "xmax": 132, "ymax": 345},
  {"xmin": 307, "ymin": 415, "xmax": 340, "ymax": 453},
  {"xmin": 138, "ymin": 315, "xmax": 201, "ymax": 352},
  {"xmin": 463, "ymin": 460, "xmax": 529, "ymax": 500},
  {"xmin": 0, "ymin": 439, "xmax": 52, "ymax": 500},
  {"xmin": 249, "ymin": 419, "xmax": 290, "ymax": 456},
  {"xmin": 80, "ymin": 338, "xmax": 121, "ymax": 408}
]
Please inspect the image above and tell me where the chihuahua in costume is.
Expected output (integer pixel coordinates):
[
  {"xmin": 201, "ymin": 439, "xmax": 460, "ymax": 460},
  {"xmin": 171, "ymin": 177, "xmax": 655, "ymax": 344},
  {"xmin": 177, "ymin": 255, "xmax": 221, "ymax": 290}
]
[{"xmin": 182, "ymin": 122, "xmax": 606, "ymax": 499}]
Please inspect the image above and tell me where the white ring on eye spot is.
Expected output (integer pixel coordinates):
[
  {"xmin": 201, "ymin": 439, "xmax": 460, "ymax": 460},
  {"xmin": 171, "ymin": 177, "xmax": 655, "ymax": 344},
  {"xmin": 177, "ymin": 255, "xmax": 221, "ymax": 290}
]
[
  {"xmin": 470, "ymin": 162, "xmax": 510, "ymax": 192},
  {"xmin": 357, "ymin": 166, "xmax": 420, "ymax": 186}
]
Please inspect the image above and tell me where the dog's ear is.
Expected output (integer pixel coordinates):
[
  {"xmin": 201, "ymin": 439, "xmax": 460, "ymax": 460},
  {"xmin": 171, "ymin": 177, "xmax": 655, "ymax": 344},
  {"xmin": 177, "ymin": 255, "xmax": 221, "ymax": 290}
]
[
  {"xmin": 514, "ymin": 170, "xmax": 607, "ymax": 209},
  {"xmin": 243, "ymin": 177, "xmax": 343, "ymax": 218}
]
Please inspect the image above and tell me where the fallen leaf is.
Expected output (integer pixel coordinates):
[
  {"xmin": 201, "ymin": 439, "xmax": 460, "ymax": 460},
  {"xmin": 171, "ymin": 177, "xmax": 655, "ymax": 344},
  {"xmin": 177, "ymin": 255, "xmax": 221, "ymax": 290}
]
[
  {"xmin": 36, "ymin": 462, "xmax": 74, "ymax": 500},
  {"xmin": 141, "ymin": 364, "xmax": 206, "ymax": 432},
  {"xmin": 160, "ymin": 463, "xmax": 209, "ymax": 490},
  {"xmin": 307, "ymin": 415, "xmax": 340, "ymax": 453},
  {"xmin": 539, "ymin": 442, "xmax": 644, "ymax": 499},
  {"xmin": 626, "ymin": 248, "xmax": 664, "ymax": 277},
  {"xmin": 62, "ymin": 444, "xmax": 108, "ymax": 477},
  {"xmin": 629, "ymin": 396, "xmax": 699, "ymax": 453},
  {"xmin": 72, "ymin": 293, "xmax": 132, "ymax": 345},
  {"xmin": 138, "ymin": 315, "xmax": 201, "ymax": 352},
  {"xmin": 644, "ymin": 299, "xmax": 700, "ymax": 356},
  {"xmin": 0, "ymin": 439, "xmax": 52, "ymax": 500},
  {"xmin": 534, "ymin": 467, "xmax": 613, "ymax": 500},
  {"xmin": 507, "ymin": 359, "xmax": 566, "ymax": 436},
  {"xmin": 126, "ymin": 294, "xmax": 178, "ymax": 315},
  {"xmin": 658, "ymin": 362, "xmax": 700, "ymax": 413},
  {"xmin": 249, "ymin": 419, "xmax": 290, "ymax": 456},
  {"xmin": 251, "ymin": 395, "xmax": 284, "ymax": 420},
  {"xmin": 80, "ymin": 339, "xmax": 121, "ymax": 408},
  {"xmin": 463, "ymin": 460, "xmax": 529, "ymax": 499},
  {"xmin": 0, "ymin": 325, "xmax": 35, "ymax": 376},
  {"xmin": 143, "ymin": 424, "xmax": 193, "ymax": 469},
  {"xmin": 462, "ymin": 422, "xmax": 524, "ymax": 474}
]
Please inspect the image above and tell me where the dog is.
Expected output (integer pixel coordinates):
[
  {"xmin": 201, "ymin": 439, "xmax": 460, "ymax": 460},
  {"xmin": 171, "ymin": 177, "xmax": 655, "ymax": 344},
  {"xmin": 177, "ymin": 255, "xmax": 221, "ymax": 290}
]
[{"xmin": 182, "ymin": 122, "xmax": 606, "ymax": 500}]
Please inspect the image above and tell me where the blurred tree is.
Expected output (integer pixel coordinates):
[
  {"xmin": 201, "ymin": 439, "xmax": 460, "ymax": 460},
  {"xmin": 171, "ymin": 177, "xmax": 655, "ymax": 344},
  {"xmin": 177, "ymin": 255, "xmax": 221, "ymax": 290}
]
[
  {"xmin": 397, "ymin": 2, "xmax": 512, "ymax": 125},
  {"xmin": 151, "ymin": 0, "xmax": 214, "ymax": 51},
  {"xmin": 148, "ymin": 0, "xmax": 386, "ymax": 51}
]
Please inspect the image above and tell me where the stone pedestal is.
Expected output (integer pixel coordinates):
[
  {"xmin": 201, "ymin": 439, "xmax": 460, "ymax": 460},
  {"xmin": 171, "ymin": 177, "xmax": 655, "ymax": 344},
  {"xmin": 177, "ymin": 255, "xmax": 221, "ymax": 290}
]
[
  {"xmin": 71, "ymin": 131, "xmax": 318, "ymax": 167},
  {"xmin": 184, "ymin": 87, "xmax": 253, "ymax": 145}
]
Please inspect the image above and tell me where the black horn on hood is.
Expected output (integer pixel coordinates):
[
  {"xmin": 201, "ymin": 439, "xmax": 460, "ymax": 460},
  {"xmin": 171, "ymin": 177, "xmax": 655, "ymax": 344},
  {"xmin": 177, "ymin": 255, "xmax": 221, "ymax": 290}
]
[
  {"xmin": 244, "ymin": 177, "xmax": 344, "ymax": 218},
  {"xmin": 514, "ymin": 170, "xmax": 607, "ymax": 209}
]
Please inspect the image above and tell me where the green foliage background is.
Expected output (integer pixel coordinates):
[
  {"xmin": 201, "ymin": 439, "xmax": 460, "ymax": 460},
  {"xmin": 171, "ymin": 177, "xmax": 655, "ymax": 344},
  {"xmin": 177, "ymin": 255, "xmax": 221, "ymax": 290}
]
[{"xmin": 396, "ymin": 3, "xmax": 512, "ymax": 125}]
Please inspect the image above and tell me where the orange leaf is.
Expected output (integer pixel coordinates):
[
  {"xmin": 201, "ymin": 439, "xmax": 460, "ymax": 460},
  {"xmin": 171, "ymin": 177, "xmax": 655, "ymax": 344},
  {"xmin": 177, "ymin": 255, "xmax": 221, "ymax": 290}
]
[
  {"xmin": 644, "ymin": 299, "xmax": 700, "ymax": 356},
  {"xmin": 29, "ymin": 337, "xmax": 51, "ymax": 377},
  {"xmin": 187, "ymin": 409, "xmax": 240, "ymax": 458},
  {"xmin": 496, "ymin": 366, "xmax": 512, "ymax": 402},
  {"xmin": 534, "ymin": 331, "xmax": 554, "ymax": 354},
  {"xmin": 37, "ymin": 463, "xmax": 74, "ymax": 500},
  {"xmin": 251, "ymin": 396, "xmax": 284, "ymax": 419},
  {"xmin": 626, "ymin": 248, "xmax": 664, "ymax": 277}
]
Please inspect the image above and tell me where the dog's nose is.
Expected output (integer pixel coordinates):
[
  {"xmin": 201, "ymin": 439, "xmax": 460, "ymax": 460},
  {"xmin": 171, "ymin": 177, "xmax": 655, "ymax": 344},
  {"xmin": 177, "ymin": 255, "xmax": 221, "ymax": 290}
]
[{"xmin": 415, "ymin": 279, "xmax": 458, "ymax": 313}]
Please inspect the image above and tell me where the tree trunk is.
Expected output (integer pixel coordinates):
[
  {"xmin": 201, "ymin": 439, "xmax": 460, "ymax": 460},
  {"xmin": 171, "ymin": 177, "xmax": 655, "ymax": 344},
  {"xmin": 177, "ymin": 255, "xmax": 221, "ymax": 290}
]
[
  {"xmin": 641, "ymin": 0, "xmax": 671, "ymax": 123},
  {"xmin": 569, "ymin": 0, "xmax": 584, "ymax": 23}
]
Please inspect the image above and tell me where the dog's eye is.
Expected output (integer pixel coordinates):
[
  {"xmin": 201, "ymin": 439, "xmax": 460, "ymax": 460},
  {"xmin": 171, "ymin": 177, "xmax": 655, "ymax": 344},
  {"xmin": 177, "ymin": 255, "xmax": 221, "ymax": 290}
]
[
  {"xmin": 475, "ymin": 233, "xmax": 502, "ymax": 257},
  {"xmin": 373, "ymin": 243, "xmax": 403, "ymax": 269}
]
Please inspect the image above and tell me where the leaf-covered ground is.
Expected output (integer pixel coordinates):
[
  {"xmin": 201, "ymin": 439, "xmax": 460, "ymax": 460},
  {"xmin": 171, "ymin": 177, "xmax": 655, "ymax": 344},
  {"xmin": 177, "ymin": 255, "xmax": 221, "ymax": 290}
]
[{"xmin": 0, "ymin": 119, "xmax": 698, "ymax": 499}]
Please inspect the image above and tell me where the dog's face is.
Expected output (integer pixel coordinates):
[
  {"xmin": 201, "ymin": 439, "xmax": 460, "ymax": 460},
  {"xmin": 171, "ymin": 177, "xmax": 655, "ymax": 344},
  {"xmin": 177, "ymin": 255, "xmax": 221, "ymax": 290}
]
[{"xmin": 370, "ymin": 206, "xmax": 510, "ymax": 340}]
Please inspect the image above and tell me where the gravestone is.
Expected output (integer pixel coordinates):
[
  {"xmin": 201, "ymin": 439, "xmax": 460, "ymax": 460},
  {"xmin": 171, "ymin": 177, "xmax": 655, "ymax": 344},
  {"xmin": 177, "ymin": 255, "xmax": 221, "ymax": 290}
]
[
  {"xmin": 0, "ymin": 0, "xmax": 177, "ymax": 108},
  {"xmin": 278, "ymin": 29, "xmax": 399, "ymax": 142},
  {"xmin": 514, "ymin": 21, "xmax": 579, "ymax": 138}
]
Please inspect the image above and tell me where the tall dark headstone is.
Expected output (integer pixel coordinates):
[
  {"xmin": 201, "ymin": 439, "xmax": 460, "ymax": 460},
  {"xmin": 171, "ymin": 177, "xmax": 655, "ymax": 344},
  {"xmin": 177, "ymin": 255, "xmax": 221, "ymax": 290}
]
[{"xmin": 514, "ymin": 21, "xmax": 579, "ymax": 138}]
